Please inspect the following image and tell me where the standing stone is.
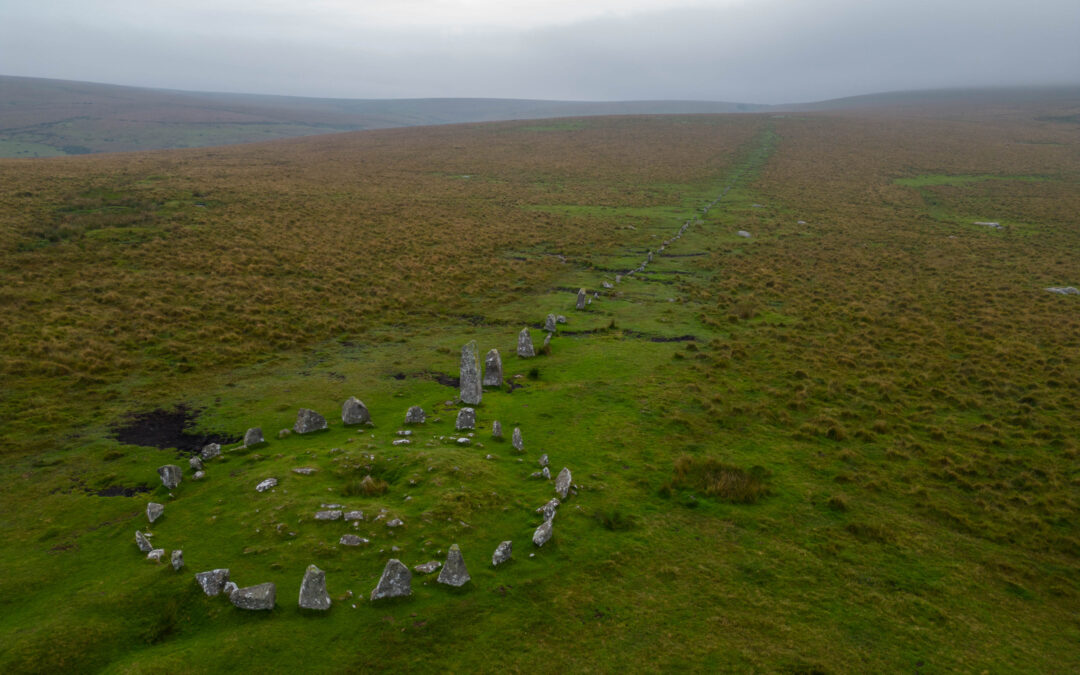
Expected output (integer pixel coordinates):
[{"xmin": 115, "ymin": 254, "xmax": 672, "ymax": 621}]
[
  {"xmin": 533, "ymin": 520, "xmax": 553, "ymax": 547},
  {"xmin": 171, "ymin": 549, "xmax": 184, "ymax": 571},
  {"xmin": 537, "ymin": 498, "xmax": 560, "ymax": 522},
  {"xmin": 543, "ymin": 333, "xmax": 552, "ymax": 350},
  {"xmin": 538, "ymin": 454, "xmax": 549, "ymax": 467},
  {"xmin": 459, "ymin": 340, "xmax": 482, "ymax": 406},
  {"xmin": 195, "ymin": 568, "xmax": 230, "ymax": 596},
  {"xmin": 370, "ymin": 559, "xmax": 412, "ymax": 601},
  {"xmin": 189, "ymin": 456, "xmax": 203, "ymax": 471},
  {"xmin": 299, "ymin": 565, "xmax": 331, "ymax": 610},
  {"xmin": 157, "ymin": 465, "xmax": 182, "ymax": 490},
  {"xmin": 555, "ymin": 467, "xmax": 572, "ymax": 499},
  {"xmin": 294, "ymin": 409, "xmax": 328, "ymax": 434},
  {"xmin": 544, "ymin": 314, "xmax": 557, "ymax": 332},
  {"xmin": 576, "ymin": 288, "xmax": 586, "ymax": 310},
  {"xmin": 492, "ymin": 420, "xmax": 503, "ymax": 439},
  {"xmin": 456, "ymin": 407, "xmax": 476, "ymax": 431},
  {"xmin": 517, "ymin": 328, "xmax": 535, "ymax": 358},
  {"xmin": 200, "ymin": 443, "xmax": 221, "ymax": 461},
  {"xmin": 244, "ymin": 427, "xmax": 266, "ymax": 448},
  {"xmin": 146, "ymin": 502, "xmax": 164, "ymax": 523},
  {"xmin": 230, "ymin": 582, "xmax": 276, "ymax": 610},
  {"xmin": 135, "ymin": 531, "xmax": 153, "ymax": 553},
  {"xmin": 404, "ymin": 406, "xmax": 425, "ymax": 425},
  {"xmin": 483, "ymin": 349, "xmax": 503, "ymax": 387},
  {"xmin": 492, "ymin": 541, "xmax": 513, "ymax": 566},
  {"xmin": 512, "ymin": 427, "xmax": 524, "ymax": 452},
  {"xmin": 342, "ymin": 397, "xmax": 371, "ymax": 425},
  {"xmin": 437, "ymin": 544, "xmax": 471, "ymax": 587}
]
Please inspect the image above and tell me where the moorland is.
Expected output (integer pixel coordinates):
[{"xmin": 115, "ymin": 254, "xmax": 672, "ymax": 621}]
[{"xmin": 0, "ymin": 90, "xmax": 1079, "ymax": 672}]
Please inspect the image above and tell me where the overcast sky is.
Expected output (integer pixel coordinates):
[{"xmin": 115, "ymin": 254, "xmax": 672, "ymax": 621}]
[{"xmin": 1, "ymin": 0, "xmax": 1078, "ymax": 103}]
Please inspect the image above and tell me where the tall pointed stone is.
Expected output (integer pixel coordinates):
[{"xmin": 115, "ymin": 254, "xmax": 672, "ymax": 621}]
[
  {"xmin": 370, "ymin": 559, "xmax": 412, "ymax": 601},
  {"xmin": 299, "ymin": 564, "xmax": 331, "ymax": 610},
  {"xmin": 460, "ymin": 340, "xmax": 482, "ymax": 405},
  {"xmin": 576, "ymin": 288, "xmax": 586, "ymax": 310},
  {"xmin": 437, "ymin": 544, "xmax": 471, "ymax": 587},
  {"xmin": 517, "ymin": 328, "xmax": 535, "ymax": 358},
  {"xmin": 483, "ymin": 348, "xmax": 503, "ymax": 387}
]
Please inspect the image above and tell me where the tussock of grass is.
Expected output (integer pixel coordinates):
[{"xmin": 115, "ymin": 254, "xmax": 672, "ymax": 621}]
[{"xmin": 667, "ymin": 455, "xmax": 770, "ymax": 503}]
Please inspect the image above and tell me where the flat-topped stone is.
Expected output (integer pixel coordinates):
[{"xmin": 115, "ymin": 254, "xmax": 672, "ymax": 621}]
[
  {"xmin": 299, "ymin": 565, "xmax": 331, "ymax": 610},
  {"xmin": 512, "ymin": 427, "xmax": 524, "ymax": 452},
  {"xmin": 483, "ymin": 348, "xmax": 503, "ymax": 387},
  {"xmin": 200, "ymin": 443, "xmax": 221, "ymax": 461},
  {"xmin": 292, "ymin": 467, "xmax": 317, "ymax": 475},
  {"xmin": 342, "ymin": 397, "xmax": 371, "ymax": 425},
  {"xmin": 544, "ymin": 314, "xmax": 557, "ymax": 332},
  {"xmin": 517, "ymin": 328, "xmax": 535, "ymax": 358},
  {"xmin": 230, "ymin": 582, "xmax": 276, "ymax": 610},
  {"xmin": 370, "ymin": 559, "xmax": 412, "ymax": 601},
  {"xmin": 340, "ymin": 535, "xmax": 369, "ymax": 546},
  {"xmin": 414, "ymin": 561, "xmax": 441, "ymax": 575},
  {"xmin": 147, "ymin": 549, "xmax": 165, "ymax": 562},
  {"xmin": 344, "ymin": 510, "xmax": 364, "ymax": 521},
  {"xmin": 294, "ymin": 409, "xmax": 328, "ymax": 435},
  {"xmin": 456, "ymin": 407, "xmax": 476, "ymax": 431},
  {"xmin": 171, "ymin": 549, "xmax": 184, "ymax": 571},
  {"xmin": 315, "ymin": 510, "xmax": 342, "ymax": 521},
  {"xmin": 492, "ymin": 420, "xmax": 503, "ymax": 439},
  {"xmin": 405, "ymin": 406, "xmax": 426, "ymax": 424},
  {"xmin": 255, "ymin": 477, "xmax": 277, "ymax": 492},
  {"xmin": 244, "ymin": 427, "xmax": 266, "ymax": 448},
  {"xmin": 195, "ymin": 568, "xmax": 230, "ymax": 596}
]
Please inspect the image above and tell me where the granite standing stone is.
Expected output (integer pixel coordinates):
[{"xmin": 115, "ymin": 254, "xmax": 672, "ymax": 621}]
[
  {"xmin": 230, "ymin": 582, "xmax": 276, "ymax": 610},
  {"xmin": 456, "ymin": 407, "xmax": 476, "ymax": 431},
  {"xmin": 298, "ymin": 565, "xmax": 331, "ymax": 610},
  {"xmin": 200, "ymin": 443, "xmax": 221, "ymax": 461},
  {"xmin": 157, "ymin": 465, "xmax": 182, "ymax": 490},
  {"xmin": 135, "ymin": 531, "xmax": 153, "ymax": 552},
  {"xmin": 492, "ymin": 541, "xmax": 513, "ymax": 566},
  {"xmin": 146, "ymin": 502, "xmax": 164, "ymax": 523},
  {"xmin": 492, "ymin": 420, "xmax": 503, "ymax": 439},
  {"xmin": 533, "ymin": 520, "xmax": 553, "ymax": 547},
  {"xmin": 195, "ymin": 568, "xmax": 230, "ymax": 596},
  {"xmin": 437, "ymin": 544, "xmax": 471, "ymax": 587},
  {"xmin": 512, "ymin": 427, "xmax": 524, "ymax": 452},
  {"xmin": 555, "ymin": 467, "xmax": 572, "ymax": 499},
  {"xmin": 342, "ymin": 397, "xmax": 371, "ymax": 425},
  {"xmin": 517, "ymin": 328, "xmax": 535, "ymax": 358},
  {"xmin": 405, "ymin": 406, "xmax": 426, "ymax": 424},
  {"xmin": 460, "ymin": 341, "xmax": 483, "ymax": 405},
  {"xmin": 244, "ymin": 427, "xmax": 266, "ymax": 448},
  {"xmin": 544, "ymin": 314, "xmax": 557, "ymax": 332},
  {"xmin": 576, "ymin": 288, "xmax": 586, "ymax": 310},
  {"xmin": 483, "ymin": 348, "xmax": 503, "ymax": 387},
  {"xmin": 370, "ymin": 559, "xmax": 412, "ymax": 601},
  {"xmin": 171, "ymin": 549, "xmax": 184, "ymax": 571},
  {"xmin": 294, "ymin": 408, "xmax": 328, "ymax": 434}
]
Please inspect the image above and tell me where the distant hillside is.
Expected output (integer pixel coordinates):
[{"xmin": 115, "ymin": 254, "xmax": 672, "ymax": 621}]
[
  {"xmin": 781, "ymin": 85, "xmax": 1080, "ymax": 117},
  {"xmin": 0, "ymin": 76, "xmax": 765, "ymax": 157}
]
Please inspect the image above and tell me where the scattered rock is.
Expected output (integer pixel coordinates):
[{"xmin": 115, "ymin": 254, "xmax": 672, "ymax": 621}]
[
  {"xmin": 370, "ymin": 559, "xmax": 412, "ymax": 601},
  {"xmin": 543, "ymin": 333, "xmax": 552, "ymax": 349},
  {"xmin": 341, "ymin": 397, "xmax": 372, "ymax": 426},
  {"xmin": 299, "ymin": 565, "xmax": 331, "ymax": 610},
  {"xmin": 538, "ymin": 453, "xmax": 549, "ymax": 467},
  {"xmin": 602, "ymin": 281, "xmax": 613, "ymax": 289},
  {"xmin": 437, "ymin": 544, "xmax": 471, "ymax": 587},
  {"xmin": 414, "ymin": 561, "xmax": 441, "ymax": 575},
  {"xmin": 189, "ymin": 456, "xmax": 203, "ymax": 471},
  {"xmin": 397, "ymin": 429, "xmax": 412, "ymax": 436},
  {"xmin": 456, "ymin": 436, "xmax": 471, "ymax": 446},
  {"xmin": 405, "ymin": 406, "xmax": 426, "ymax": 425},
  {"xmin": 171, "ymin": 549, "xmax": 184, "ymax": 571},
  {"xmin": 157, "ymin": 465, "xmax": 182, "ymax": 490},
  {"xmin": 294, "ymin": 409, "xmax": 328, "ymax": 435},
  {"xmin": 544, "ymin": 314, "xmax": 557, "ymax": 332},
  {"xmin": 147, "ymin": 549, "xmax": 165, "ymax": 562},
  {"xmin": 537, "ymin": 498, "xmax": 560, "ymax": 522},
  {"xmin": 576, "ymin": 288, "xmax": 586, "ymax": 310},
  {"xmin": 255, "ymin": 478, "xmax": 278, "ymax": 492},
  {"xmin": 456, "ymin": 407, "xmax": 476, "ymax": 431},
  {"xmin": 223, "ymin": 581, "xmax": 238, "ymax": 596},
  {"xmin": 492, "ymin": 540, "xmax": 513, "ymax": 566},
  {"xmin": 195, "ymin": 568, "xmax": 230, "ymax": 596},
  {"xmin": 387, "ymin": 518, "xmax": 404, "ymax": 528},
  {"xmin": 517, "ymin": 328, "xmax": 535, "ymax": 358},
  {"xmin": 292, "ymin": 467, "xmax": 318, "ymax": 475},
  {"xmin": 230, "ymin": 582, "xmax": 276, "ymax": 610},
  {"xmin": 146, "ymin": 502, "xmax": 164, "ymax": 523},
  {"xmin": 200, "ymin": 443, "xmax": 221, "ymax": 461},
  {"xmin": 315, "ymin": 510, "xmax": 343, "ymax": 521},
  {"xmin": 512, "ymin": 427, "xmax": 524, "ymax": 452},
  {"xmin": 277, "ymin": 429, "xmax": 291, "ymax": 440},
  {"xmin": 533, "ymin": 520, "xmax": 553, "ymax": 547},
  {"xmin": 797, "ymin": 220, "xmax": 807, "ymax": 225},
  {"xmin": 492, "ymin": 420, "xmax": 503, "ymax": 439},
  {"xmin": 244, "ymin": 427, "xmax": 266, "ymax": 448},
  {"xmin": 460, "ymin": 341, "xmax": 483, "ymax": 406},
  {"xmin": 483, "ymin": 348, "xmax": 503, "ymax": 387},
  {"xmin": 344, "ymin": 510, "xmax": 364, "ymax": 521},
  {"xmin": 340, "ymin": 535, "xmax": 369, "ymax": 546},
  {"xmin": 556, "ymin": 315, "xmax": 567, "ymax": 324},
  {"xmin": 975, "ymin": 221, "xmax": 1003, "ymax": 229},
  {"xmin": 193, "ymin": 470, "xmax": 205, "ymax": 480},
  {"xmin": 555, "ymin": 467, "xmax": 572, "ymax": 499},
  {"xmin": 393, "ymin": 438, "xmax": 411, "ymax": 446},
  {"xmin": 737, "ymin": 230, "xmax": 751, "ymax": 238},
  {"xmin": 1046, "ymin": 286, "xmax": 1080, "ymax": 295}
]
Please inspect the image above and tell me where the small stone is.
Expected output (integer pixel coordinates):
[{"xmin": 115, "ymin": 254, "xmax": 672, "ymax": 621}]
[
  {"xmin": 146, "ymin": 502, "xmax": 164, "ymax": 523},
  {"xmin": 1046, "ymin": 286, "xmax": 1080, "ymax": 295},
  {"xmin": 147, "ymin": 548, "xmax": 165, "ymax": 562},
  {"xmin": 370, "ymin": 559, "xmax": 412, "ymax": 601},
  {"xmin": 255, "ymin": 478, "xmax": 278, "ymax": 492},
  {"xmin": 483, "ymin": 349, "xmax": 503, "ymax": 387},
  {"xmin": 405, "ymin": 406, "xmax": 426, "ymax": 425},
  {"xmin": 195, "ymin": 568, "xmax": 230, "ymax": 596},
  {"xmin": 512, "ymin": 427, "xmax": 524, "ymax": 452},
  {"xmin": 602, "ymin": 281, "xmax": 613, "ymax": 289},
  {"xmin": 292, "ymin": 467, "xmax": 317, "ymax": 475},
  {"xmin": 315, "ymin": 510, "xmax": 343, "ymax": 521},
  {"xmin": 193, "ymin": 470, "xmax": 205, "ymax": 480},
  {"xmin": 485, "ymin": 454, "xmax": 495, "ymax": 460},
  {"xmin": 244, "ymin": 427, "xmax": 266, "ymax": 447},
  {"xmin": 492, "ymin": 420, "xmax": 503, "ymax": 439},
  {"xmin": 342, "ymin": 397, "xmax": 371, "ymax": 425},
  {"xmin": 538, "ymin": 454, "xmax": 549, "ymax": 467},
  {"xmin": 189, "ymin": 456, "xmax": 203, "ymax": 471},
  {"xmin": 556, "ymin": 315, "xmax": 567, "ymax": 324},
  {"xmin": 517, "ymin": 328, "xmax": 535, "ymax": 358},
  {"xmin": 277, "ymin": 428, "xmax": 291, "ymax": 439},
  {"xmin": 737, "ymin": 230, "xmax": 751, "ymax": 238},
  {"xmin": 171, "ymin": 549, "xmax": 184, "ymax": 571},
  {"xmin": 200, "ymin": 443, "xmax": 221, "ymax": 461},
  {"xmin": 299, "ymin": 565, "xmax": 331, "ymax": 610},
  {"xmin": 135, "ymin": 530, "xmax": 153, "ymax": 552},
  {"xmin": 414, "ymin": 561, "xmax": 441, "ymax": 574},
  {"xmin": 230, "ymin": 582, "xmax": 276, "ymax": 610},
  {"xmin": 492, "ymin": 540, "xmax": 513, "ymax": 566},
  {"xmin": 437, "ymin": 544, "xmax": 471, "ymax": 587},
  {"xmin": 576, "ymin": 288, "xmax": 586, "ymax": 310},
  {"xmin": 542, "ymin": 467, "xmax": 551, "ymax": 479},
  {"xmin": 456, "ymin": 407, "xmax": 476, "ymax": 431},
  {"xmin": 456, "ymin": 437, "xmax": 471, "ymax": 446},
  {"xmin": 344, "ymin": 510, "xmax": 364, "ymax": 521},
  {"xmin": 555, "ymin": 467, "xmax": 572, "ymax": 499},
  {"xmin": 393, "ymin": 439, "xmax": 412, "ymax": 446},
  {"xmin": 387, "ymin": 518, "xmax": 404, "ymax": 528},
  {"xmin": 223, "ymin": 581, "xmax": 239, "ymax": 596},
  {"xmin": 157, "ymin": 465, "xmax": 182, "ymax": 490},
  {"xmin": 397, "ymin": 429, "xmax": 413, "ymax": 436},
  {"xmin": 537, "ymin": 498, "xmax": 560, "ymax": 522},
  {"xmin": 543, "ymin": 333, "xmax": 552, "ymax": 349},
  {"xmin": 460, "ymin": 341, "xmax": 483, "ymax": 406},
  {"xmin": 544, "ymin": 314, "xmax": 557, "ymax": 332},
  {"xmin": 294, "ymin": 409, "xmax": 328, "ymax": 435},
  {"xmin": 340, "ymin": 534, "xmax": 368, "ymax": 546},
  {"xmin": 533, "ymin": 520, "xmax": 553, "ymax": 547}
]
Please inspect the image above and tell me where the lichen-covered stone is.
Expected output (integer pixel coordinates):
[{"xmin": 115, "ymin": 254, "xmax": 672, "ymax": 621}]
[
  {"xmin": 533, "ymin": 520, "xmax": 553, "ymax": 547},
  {"xmin": 146, "ymin": 502, "xmax": 164, "ymax": 523},
  {"xmin": 456, "ymin": 407, "xmax": 476, "ymax": 431},
  {"xmin": 538, "ymin": 453, "xmax": 549, "ymax": 467},
  {"xmin": 315, "ymin": 510, "xmax": 342, "ymax": 521},
  {"xmin": 344, "ymin": 510, "xmax": 364, "ymax": 521},
  {"xmin": 171, "ymin": 549, "xmax": 184, "ymax": 571},
  {"xmin": 370, "ymin": 559, "xmax": 412, "ymax": 601},
  {"xmin": 189, "ymin": 456, "xmax": 204, "ymax": 471},
  {"xmin": 555, "ymin": 467, "xmax": 572, "ymax": 499},
  {"xmin": 200, "ymin": 443, "xmax": 221, "ymax": 461},
  {"xmin": 437, "ymin": 544, "xmax": 471, "ymax": 587},
  {"xmin": 405, "ymin": 406, "xmax": 425, "ymax": 425},
  {"xmin": 299, "ymin": 565, "xmax": 331, "ymax": 610},
  {"xmin": 147, "ymin": 548, "xmax": 165, "ymax": 562},
  {"xmin": 512, "ymin": 427, "xmax": 524, "ymax": 452},
  {"xmin": 292, "ymin": 467, "xmax": 317, "ymax": 475},
  {"xmin": 244, "ymin": 427, "xmax": 266, "ymax": 447},
  {"xmin": 195, "ymin": 568, "xmax": 230, "ymax": 596},
  {"xmin": 339, "ymin": 534, "xmax": 368, "ymax": 546},
  {"xmin": 517, "ymin": 328, "xmax": 535, "ymax": 358},
  {"xmin": 294, "ymin": 408, "xmax": 328, "ymax": 434},
  {"xmin": 544, "ymin": 313, "xmax": 557, "ymax": 332},
  {"xmin": 342, "ymin": 396, "xmax": 371, "ymax": 425},
  {"xmin": 483, "ymin": 349, "xmax": 503, "ymax": 387},
  {"xmin": 576, "ymin": 288, "xmax": 586, "ymax": 310},
  {"xmin": 536, "ymin": 498, "xmax": 560, "ymax": 522},
  {"xmin": 255, "ymin": 477, "xmax": 277, "ymax": 492},
  {"xmin": 157, "ymin": 464, "xmax": 182, "ymax": 489},
  {"xmin": 460, "ymin": 340, "xmax": 482, "ymax": 406},
  {"xmin": 414, "ymin": 561, "xmax": 441, "ymax": 574},
  {"xmin": 492, "ymin": 540, "xmax": 513, "ymax": 566},
  {"xmin": 230, "ymin": 582, "xmax": 276, "ymax": 610},
  {"xmin": 492, "ymin": 420, "xmax": 503, "ymax": 439}
]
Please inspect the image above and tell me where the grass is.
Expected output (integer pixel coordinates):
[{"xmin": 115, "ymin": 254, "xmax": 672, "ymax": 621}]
[{"xmin": 0, "ymin": 107, "xmax": 1078, "ymax": 672}]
